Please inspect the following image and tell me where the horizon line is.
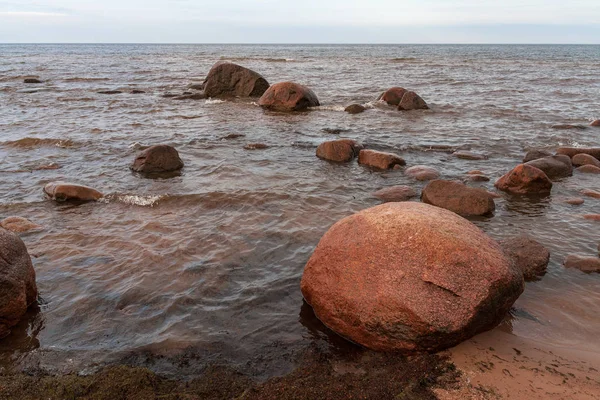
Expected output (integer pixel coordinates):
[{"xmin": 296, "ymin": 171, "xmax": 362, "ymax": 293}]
[{"xmin": 1, "ymin": 42, "xmax": 600, "ymax": 45}]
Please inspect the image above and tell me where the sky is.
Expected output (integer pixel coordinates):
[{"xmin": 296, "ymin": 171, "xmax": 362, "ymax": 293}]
[{"xmin": 0, "ymin": 0, "xmax": 599, "ymax": 43}]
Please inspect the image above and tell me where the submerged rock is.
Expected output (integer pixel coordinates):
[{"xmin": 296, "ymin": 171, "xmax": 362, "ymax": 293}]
[
  {"xmin": 405, "ymin": 165, "xmax": 440, "ymax": 181},
  {"xmin": 344, "ymin": 104, "xmax": 366, "ymax": 114},
  {"xmin": 203, "ymin": 62, "xmax": 269, "ymax": 98},
  {"xmin": 453, "ymin": 151, "xmax": 487, "ymax": 160},
  {"xmin": 581, "ymin": 189, "xmax": 600, "ymax": 199},
  {"xmin": 357, "ymin": 149, "xmax": 405, "ymax": 169},
  {"xmin": 97, "ymin": 90, "xmax": 123, "ymax": 94},
  {"xmin": 551, "ymin": 124, "xmax": 587, "ymax": 130},
  {"xmin": 244, "ymin": 143, "xmax": 269, "ymax": 150},
  {"xmin": 300, "ymin": 202, "xmax": 523, "ymax": 352},
  {"xmin": 525, "ymin": 155, "xmax": 572, "ymax": 180},
  {"xmin": 495, "ymin": 164, "xmax": 552, "ymax": 194},
  {"xmin": 421, "ymin": 180, "xmax": 495, "ymax": 217},
  {"xmin": 173, "ymin": 92, "xmax": 206, "ymax": 100},
  {"xmin": 23, "ymin": 78, "xmax": 41, "ymax": 84},
  {"xmin": 565, "ymin": 197, "xmax": 585, "ymax": 205},
  {"xmin": 397, "ymin": 91, "xmax": 429, "ymax": 110},
  {"xmin": 372, "ymin": 186, "xmax": 417, "ymax": 202},
  {"xmin": 556, "ymin": 147, "xmax": 600, "ymax": 160},
  {"xmin": 0, "ymin": 217, "xmax": 41, "ymax": 234},
  {"xmin": 499, "ymin": 236, "xmax": 550, "ymax": 281},
  {"xmin": 316, "ymin": 139, "xmax": 363, "ymax": 162},
  {"xmin": 564, "ymin": 255, "xmax": 600, "ymax": 273},
  {"xmin": 523, "ymin": 149, "xmax": 552, "ymax": 163},
  {"xmin": 0, "ymin": 228, "xmax": 38, "ymax": 338},
  {"xmin": 378, "ymin": 87, "xmax": 407, "ymax": 106},
  {"xmin": 576, "ymin": 165, "xmax": 600, "ymax": 174},
  {"xmin": 572, "ymin": 153, "xmax": 600, "ymax": 168},
  {"xmin": 44, "ymin": 182, "xmax": 103, "ymax": 202},
  {"xmin": 131, "ymin": 145, "xmax": 183, "ymax": 174},
  {"xmin": 258, "ymin": 82, "xmax": 319, "ymax": 112}
]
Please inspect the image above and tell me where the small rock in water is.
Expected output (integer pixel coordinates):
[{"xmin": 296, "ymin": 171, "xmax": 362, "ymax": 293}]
[
  {"xmin": 161, "ymin": 93, "xmax": 179, "ymax": 98},
  {"xmin": 523, "ymin": 149, "xmax": 552, "ymax": 163},
  {"xmin": 131, "ymin": 145, "xmax": 184, "ymax": 174},
  {"xmin": 23, "ymin": 78, "xmax": 42, "ymax": 84},
  {"xmin": 322, "ymin": 128, "xmax": 347, "ymax": 135},
  {"xmin": 397, "ymin": 91, "xmax": 429, "ymax": 110},
  {"xmin": 581, "ymin": 189, "xmax": 600, "ymax": 199},
  {"xmin": 357, "ymin": 149, "xmax": 405, "ymax": 169},
  {"xmin": 572, "ymin": 153, "xmax": 600, "ymax": 168},
  {"xmin": 564, "ymin": 255, "xmax": 600, "ymax": 273},
  {"xmin": 344, "ymin": 104, "xmax": 366, "ymax": 114},
  {"xmin": 258, "ymin": 81, "xmax": 319, "ymax": 112},
  {"xmin": 378, "ymin": 87, "xmax": 407, "ymax": 106},
  {"xmin": 421, "ymin": 179, "xmax": 495, "ymax": 217},
  {"xmin": 591, "ymin": 120, "xmax": 600, "ymax": 127},
  {"xmin": 453, "ymin": 150, "xmax": 488, "ymax": 160},
  {"xmin": 551, "ymin": 124, "xmax": 587, "ymax": 130},
  {"xmin": 556, "ymin": 147, "xmax": 600, "ymax": 159},
  {"xmin": 131, "ymin": 90, "xmax": 146, "ymax": 94},
  {"xmin": 576, "ymin": 165, "xmax": 600, "ymax": 174},
  {"xmin": 495, "ymin": 164, "xmax": 552, "ymax": 194},
  {"xmin": 0, "ymin": 229, "xmax": 38, "ymax": 338},
  {"xmin": 97, "ymin": 90, "xmax": 123, "ymax": 94},
  {"xmin": 244, "ymin": 143, "xmax": 269, "ymax": 150},
  {"xmin": 564, "ymin": 197, "xmax": 585, "ymax": 205},
  {"xmin": 466, "ymin": 174, "xmax": 490, "ymax": 182},
  {"xmin": 583, "ymin": 214, "xmax": 600, "ymax": 221},
  {"xmin": 405, "ymin": 165, "xmax": 440, "ymax": 181},
  {"xmin": 43, "ymin": 181, "xmax": 103, "ymax": 202},
  {"xmin": 0, "ymin": 217, "xmax": 42, "ymax": 233},
  {"xmin": 525, "ymin": 155, "xmax": 572, "ymax": 180},
  {"xmin": 316, "ymin": 139, "xmax": 363, "ymax": 162},
  {"xmin": 221, "ymin": 133, "xmax": 246, "ymax": 140},
  {"xmin": 499, "ymin": 236, "xmax": 550, "ymax": 282},
  {"xmin": 372, "ymin": 185, "xmax": 417, "ymax": 202},
  {"xmin": 467, "ymin": 170, "xmax": 485, "ymax": 175},
  {"xmin": 174, "ymin": 92, "xmax": 206, "ymax": 100}
]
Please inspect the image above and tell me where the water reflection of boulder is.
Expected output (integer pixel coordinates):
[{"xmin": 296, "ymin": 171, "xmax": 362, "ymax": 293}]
[
  {"xmin": 502, "ymin": 192, "xmax": 552, "ymax": 217},
  {"xmin": 0, "ymin": 305, "xmax": 43, "ymax": 358}
]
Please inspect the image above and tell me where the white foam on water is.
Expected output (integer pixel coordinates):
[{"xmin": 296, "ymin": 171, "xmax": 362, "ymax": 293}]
[
  {"xmin": 100, "ymin": 194, "xmax": 165, "ymax": 207},
  {"xmin": 310, "ymin": 105, "xmax": 345, "ymax": 112},
  {"xmin": 205, "ymin": 98, "xmax": 226, "ymax": 105}
]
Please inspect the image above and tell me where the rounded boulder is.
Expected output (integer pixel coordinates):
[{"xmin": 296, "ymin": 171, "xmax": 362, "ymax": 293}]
[
  {"xmin": 498, "ymin": 236, "xmax": 550, "ymax": 281},
  {"xmin": 258, "ymin": 82, "xmax": 319, "ymax": 112},
  {"xmin": 378, "ymin": 87, "xmax": 407, "ymax": 106},
  {"xmin": 421, "ymin": 179, "xmax": 495, "ymax": 217},
  {"xmin": 495, "ymin": 164, "xmax": 552, "ymax": 194},
  {"xmin": 316, "ymin": 139, "xmax": 363, "ymax": 162},
  {"xmin": 300, "ymin": 202, "xmax": 524, "ymax": 352},
  {"xmin": 44, "ymin": 182, "xmax": 103, "ymax": 202},
  {"xmin": 203, "ymin": 62, "xmax": 269, "ymax": 98},
  {"xmin": 131, "ymin": 145, "xmax": 184, "ymax": 174}
]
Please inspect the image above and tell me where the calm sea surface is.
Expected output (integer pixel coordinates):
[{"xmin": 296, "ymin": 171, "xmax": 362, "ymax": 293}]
[{"xmin": 0, "ymin": 44, "xmax": 599, "ymax": 377}]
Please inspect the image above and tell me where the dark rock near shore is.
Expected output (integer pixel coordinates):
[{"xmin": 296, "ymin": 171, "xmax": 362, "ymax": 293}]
[
  {"xmin": 421, "ymin": 179, "xmax": 495, "ymax": 216},
  {"xmin": 188, "ymin": 83, "xmax": 204, "ymax": 90},
  {"xmin": 131, "ymin": 145, "xmax": 184, "ymax": 174},
  {"xmin": 316, "ymin": 139, "xmax": 363, "ymax": 162},
  {"xmin": 300, "ymin": 202, "xmax": 523, "ymax": 352},
  {"xmin": 499, "ymin": 236, "xmax": 550, "ymax": 281},
  {"xmin": 572, "ymin": 153, "xmax": 600, "ymax": 168},
  {"xmin": 378, "ymin": 87, "xmax": 407, "ymax": 106},
  {"xmin": 523, "ymin": 149, "xmax": 552, "ymax": 163},
  {"xmin": 358, "ymin": 149, "xmax": 405, "ymax": 169},
  {"xmin": 0, "ymin": 228, "xmax": 38, "ymax": 338},
  {"xmin": 221, "ymin": 133, "xmax": 246, "ymax": 140},
  {"xmin": 397, "ymin": 91, "xmax": 429, "ymax": 110},
  {"xmin": 258, "ymin": 82, "xmax": 319, "ymax": 112},
  {"xmin": 453, "ymin": 151, "xmax": 487, "ymax": 160},
  {"xmin": 203, "ymin": 62, "xmax": 269, "ymax": 98},
  {"xmin": 372, "ymin": 186, "xmax": 417, "ymax": 202},
  {"xmin": 97, "ymin": 90, "xmax": 123, "ymax": 95},
  {"xmin": 564, "ymin": 255, "xmax": 600, "ymax": 273},
  {"xmin": 556, "ymin": 147, "xmax": 600, "ymax": 160},
  {"xmin": 344, "ymin": 104, "xmax": 366, "ymax": 114},
  {"xmin": 525, "ymin": 155, "xmax": 572, "ymax": 180},
  {"xmin": 44, "ymin": 182, "xmax": 104, "ymax": 202},
  {"xmin": 131, "ymin": 90, "xmax": 146, "ymax": 94},
  {"xmin": 576, "ymin": 165, "xmax": 600, "ymax": 174},
  {"xmin": 551, "ymin": 124, "xmax": 587, "ymax": 130},
  {"xmin": 495, "ymin": 164, "xmax": 553, "ymax": 194},
  {"xmin": 405, "ymin": 165, "xmax": 440, "ymax": 181},
  {"xmin": 0, "ymin": 217, "xmax": 42, "ymax": 233},
  {"xmin": 174, "ymin": 92, "xmax": 206, "ymax": 100},
  {"xmin": 23, "ymin": 78, "xmax": 42, "ymax": 84}
]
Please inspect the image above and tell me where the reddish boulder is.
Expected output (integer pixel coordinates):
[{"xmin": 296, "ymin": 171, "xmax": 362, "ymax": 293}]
[
  {"xmin": 421, "ymin": 180, "xmax": 495, "ymax": 217},
  {"xmin": 202, "ymin": 62, "xmax": 269, "ymax": 98},
  {"xmin": 300, "ymin": 202, "xmax": 524, "ymax": 352},
  {"xmin": 466, "ymin": 174, "xmax": 490, "ymax": 182},
  {"xmin": 564, "ymin": 255, "xmax": 600, "ymax": 273},
  {"xmin": 405, "ymin": 165, "xmax": 440, "ymax": 181},
  {"xmin": 495, "ymin": 164, "xmax": 552, "ymax": 194},
  {"xmin": 0, "ymin": 228, "xmax": 38, "ymax": 338},
  {"xmin": 584, "ymin": 214, "xmax": 600, "ymax": 221},
  {"xmin": 397, "ymin": 91, "xmax": 429, "ymax": 110},
  {"xmin": 525, "ymin": 155, "xmax": 572, "ymax": 180},
  {"xmin": 316, "ymin": 140, "xmax": 363, "ymax": 162},
  {"xmin": 44, "ymin": 182, "xmax": 103, "ymax": 202},
  {"xmin": 0, "ymin": 217, "xmax": 41, "ymax": 233},
  {"xmin": 378, "ymin": 87, "xmax": 407, "ymax": 106},
  {"xmin": 344, "ymin": 104, "xmax": 366, "ymax": 114},
  {"xmin": 358, "ymin": 149, "xmax": 405, "ymax": 169},
  {"xmin": 565, "ymin": 198, "xmax": 585, "ymax": 205},
  {"xmin": 572, "ymin": 153, "xmax": 600, "ymax": 168},
  {"xmin": 131, "ymin": 145, "xmax": 183, "ymax": 174},
  {"xmin": 523, "ymin": 149, "xmax": 552, "ymax": 163},
  {"xmin": 577, "ymin": 165, "xmax": 600, "ymax": 174},
  {"xmin": 581, "ymin": 189, "xmax": 600, "ymax": 199},
  {"xmin": 258, "ymin": 82, "xmax": 319, "ymax": 112},
  {"xmin": 372, "ymin": 186, "xmax": 417, "ymax": 202},
  {"xmin": 556, "ymin": 147, "xmax": 600, "ymax": 160},
  {"xmin": 498, "ymin": 236, "xmax": 550, "ymax": 281},
  {"xmin": 244, "ymin": 143, "xmax": 269, "ymax": 150}
]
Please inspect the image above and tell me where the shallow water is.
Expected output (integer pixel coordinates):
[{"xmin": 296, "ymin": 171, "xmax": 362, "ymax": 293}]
[{"xmin": 0, "ymin": 44, "xmax": 599, "ymax": 377}]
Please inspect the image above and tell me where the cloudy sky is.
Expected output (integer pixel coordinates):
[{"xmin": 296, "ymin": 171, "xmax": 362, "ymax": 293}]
[{"xmin": 0, "ymin": 0, "xmax": 599, "ymax": 43}]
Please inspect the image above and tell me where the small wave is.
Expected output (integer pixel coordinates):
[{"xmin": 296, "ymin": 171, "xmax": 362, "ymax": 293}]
[
  {"xmin": 2, "ymin": 138, "xmax": 77, "ymax": 149},
  {"xmin": 219, "ymin": 56, "xmax": 295, "ymax": 63},
  {"xmin": 64, "ymin": 77, "xmax": 111, "ymax": 82},
  {"xmin": 102, "ymin": 194, "xmax": 165, "ymax": 207},
  {"xmin": 205, "ymin": 98, "xmax": 225, "ymax": 105},
  {"xmin": 311, "ymin": 105, "xmax": 345, "ymax": 112}
]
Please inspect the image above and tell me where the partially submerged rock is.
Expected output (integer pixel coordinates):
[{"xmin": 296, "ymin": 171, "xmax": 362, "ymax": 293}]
[
  {"xmin": 576, "ymin": 165, "xmax": 600, "ymax": 174},
  {"xmin": 300, "ymin": 202, "xmax": 524, "ymax": 352},
  {"xmin": 316, "ymin": 139, "xmax": 363, "ymax": 162},
  {"xmin": 244, "ymin": 143, "xmax": 269, "ymax": 150},
  {"xmin": 572, "ymin": 153, "xmax": 600, "ymax": 168},
  {"xmin": 344, "ymin": 104, "xmax": 366, "ymax": 114},
  {"xmin": 258, "ymin": 82, "xmax": 319, "ymax": 112},
  {"xmin": 565, "ymin": 198, "xmax": 585, "ymax": 205},
  {"xmin": 357, "ymin": 149, "xmax": 405, "ymax": 169},
  {"xmin": 591, "ymin": 120, "xmax": 600, "ymax": 127},
  {"xmin": 372, "ymin": 186, "xmax": 417, "ymax": 202},
  {"xmin": 564, "ymin": 255, "xmax": 600, "ymax": 273},
  {"xmin": 421, "ymin": 180, "xmax": 495, "ymax": 217},
  {"xmin": 556, "ymin": 147, "xmax": 600, "ymax": 160},
  {"xmin": 378, "ymin": 87, "xmax": 407, "ymax": 106},
  {"xmin": 499, "ymin": 236, "xmax": 550, "ymax": 281},
  {"xmin": 131, "ymin": 145, "xmax": 183, "ymax": 174},
  {"xmin": 405, "ymin": 165, "xmax": 440, "ymax": 181},
  {"xmin": 453, "ymin": 151, "xmax": 487, "ymax": 160},
  {"xmin": 397, "ymin": 91, "xmax": 429, "ymax": 110},
  {"xmin": 44, "ymin": 182, "xmax": 103, "ymax": 202},
  {"xmin": 0, "ymin": 217, "xmax": 41, "ymax": 233},
  {"xmin": 0, "ymin": 228, "xmax": 38, "ymax": 338},
  {"xmin": 203, "ymin": 62, "xmax": 269, "ymax": 98},
  {"xmin": 523, "ymin": 149, "xmax": 552, "ymax": 163},
  {"xmin": 495, "ymin": 164, "xmax": 553, "ymax": 195},
  {"xmin": 97, "ymin": 90, "xmax": 122, "ymax": 95},
  {"xmin": 525, "ymin": 155, "xmax": 572, "ymax": 180},
  {"xmin": 581, "ymin": 189, "xmax": 600, "ymax": 199},
  {"xmin": 23, "ymin": 78, "xmax": 41, "ymax": 84}
]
